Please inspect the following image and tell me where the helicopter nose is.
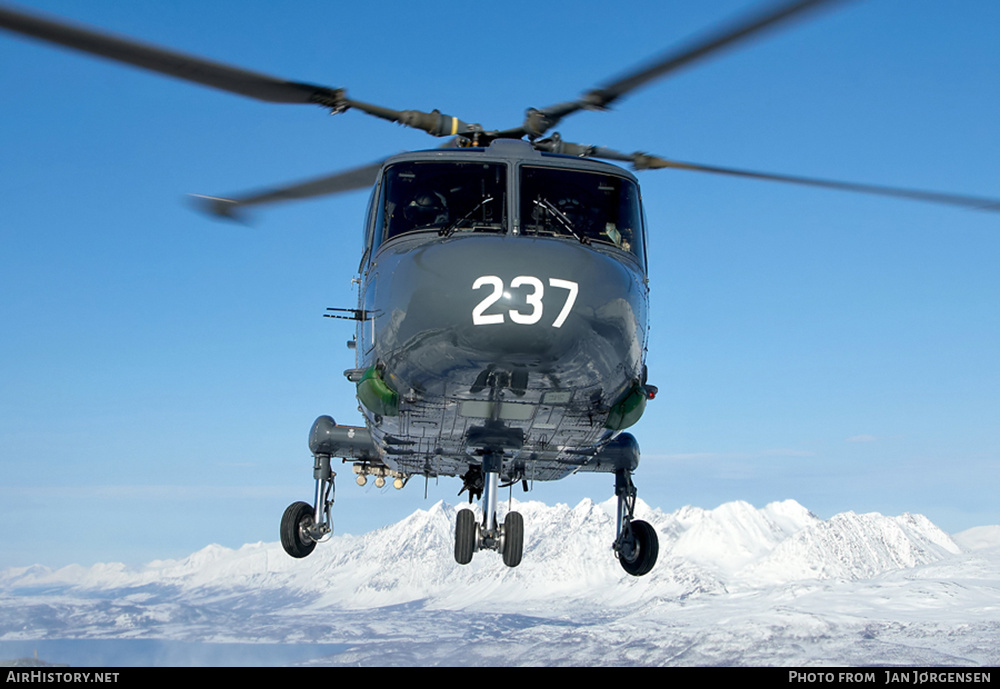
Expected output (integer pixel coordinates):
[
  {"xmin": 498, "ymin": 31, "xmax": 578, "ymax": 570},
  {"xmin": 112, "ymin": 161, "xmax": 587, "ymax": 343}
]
[
  {"xmin": 428, "ymin": 237, "xmax": 645, "ymax": 373},
  {"xmin": 371, "ymin": 234, "xmax": 646, "ymax": 390},
  {"xmin": 459, "ymin": 275, "xmax": 641, "ymax": 369}
]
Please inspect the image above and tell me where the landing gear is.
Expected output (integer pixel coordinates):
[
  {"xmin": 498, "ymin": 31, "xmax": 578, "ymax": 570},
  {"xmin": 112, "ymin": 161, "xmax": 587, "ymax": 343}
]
[
  {"xmin": 612, "ymin": 468, "xmax": 658, "ymax": 576},
  {"xmin": 454, "ymin": 508, "xmax": 477, "ymax": 565},
  {"xmin": 617, "ymin": 517, "xmax": 658, "ymax": 576},
  {"xmin": 453, "ymin": 451, "xmax": 524, "ymax": 568},
  {"xmin": 280, "ymin": 501, "xmax": 317, "ymax": 558},
  {"xmin": 279, "ymin": 451, "xmax": 335, "ymax": 559},
  {"xmin": 501, "ymin": 511, "xmax": 524, "ymax": 568}
]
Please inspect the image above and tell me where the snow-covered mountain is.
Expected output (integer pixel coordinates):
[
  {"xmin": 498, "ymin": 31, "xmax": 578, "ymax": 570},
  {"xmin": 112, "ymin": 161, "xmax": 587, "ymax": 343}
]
[{"xmin": 2, "ymin": 499, "xmax": 998, "ymax": 666}]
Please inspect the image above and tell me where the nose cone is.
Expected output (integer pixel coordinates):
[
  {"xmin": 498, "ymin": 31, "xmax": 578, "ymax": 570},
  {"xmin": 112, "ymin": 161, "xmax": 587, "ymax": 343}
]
[
  {"xmin": 373, "ymin": 234, "xmax": 647, "ymax": 390},
  {"xmin": 457, "ymin": 276, "xmax": 638, "ymax": 370}
]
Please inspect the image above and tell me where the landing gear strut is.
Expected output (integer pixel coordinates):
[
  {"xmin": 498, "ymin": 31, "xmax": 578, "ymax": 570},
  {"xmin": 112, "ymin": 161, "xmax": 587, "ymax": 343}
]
[
  {"xmin": 454, "ymin": 451, "xmax": 524, "ymax": 568},
  {"xmin": 612, "ymin": 468, "xmax": 658, "ymax": 576},
  {"xmin": 280, "ymin": 452, "xmax": 334, "ymax": 558}
]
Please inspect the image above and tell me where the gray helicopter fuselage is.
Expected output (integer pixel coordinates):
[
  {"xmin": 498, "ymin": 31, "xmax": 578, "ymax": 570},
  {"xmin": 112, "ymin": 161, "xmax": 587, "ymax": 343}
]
[{"xmin": 350, "ymin": 139, "xmax": 650, "ymax": 483}]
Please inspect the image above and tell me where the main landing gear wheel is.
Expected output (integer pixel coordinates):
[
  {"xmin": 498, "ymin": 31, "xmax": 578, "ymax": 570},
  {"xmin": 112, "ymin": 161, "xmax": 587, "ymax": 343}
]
[
  {"xmin": 613, "ymin": 467, "xmax": 659, "ymax": 576},
  {"xmin": 280, "ymin": 501, "xmax": 317, "ymax": 559},
  {"xmin": 617, "ymin": 519, "xmax": 658, "ymax": 576},
  {"xmin": 280, "ymin": 447, "xmax": 335, "ymax": 559}
]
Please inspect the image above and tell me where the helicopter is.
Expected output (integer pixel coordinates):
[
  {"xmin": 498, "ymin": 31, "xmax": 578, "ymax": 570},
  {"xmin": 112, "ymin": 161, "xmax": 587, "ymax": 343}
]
[{"xmin": 3, "ymin": 0, "xmax": 998, "ymax": 576}]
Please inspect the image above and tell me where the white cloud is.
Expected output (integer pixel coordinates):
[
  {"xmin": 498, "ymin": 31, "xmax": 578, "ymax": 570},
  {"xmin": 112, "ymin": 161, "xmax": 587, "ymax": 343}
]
[
  {"xmin": 647, "ymin": 449, "xmax": 815, "ymax": 462},
  {"xmin": 846, "ymin": 434, "xmax": 878, "ymax": 443}
]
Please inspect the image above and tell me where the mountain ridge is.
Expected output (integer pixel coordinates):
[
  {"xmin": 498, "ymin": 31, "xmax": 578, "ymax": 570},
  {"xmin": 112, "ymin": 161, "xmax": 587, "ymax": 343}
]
[
  {"xmin": 3, "ymin": 498, "xmax": 998, "ymax": 666},
  {"xmin": 1, "ymin": 497, "xmax": 984, "ymax": 605}
]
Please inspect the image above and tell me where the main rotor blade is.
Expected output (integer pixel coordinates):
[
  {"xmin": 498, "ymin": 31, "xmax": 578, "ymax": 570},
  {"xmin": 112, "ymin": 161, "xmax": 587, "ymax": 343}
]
[
  {"xmin": 590, "ymin": 0, "xmax": 852, "ymax": 109},
  {"xmin": 0, "ymin": 5, "xmax": 488, "ymax": 137},
  {"xmin": 517, "ymin": 0, "xmax": 854, "ymax": 138},
  {"xmin": 638, "ymin": 155, "xmax": 1000, "ymax": 213},
  {"xmin": 533, "ymin": 137, "xmax": 1000, "ymax": 212},
  {"xmin": 193, "ymin": 138, "xmax": 466, "ymax": 219},
  {"xmin": 0, "ymin": 5, "xmax": 342, "ymax": 105},
  {"xmin": 191, "ymin": 160, "xmax": 385, "ymax": 220}
]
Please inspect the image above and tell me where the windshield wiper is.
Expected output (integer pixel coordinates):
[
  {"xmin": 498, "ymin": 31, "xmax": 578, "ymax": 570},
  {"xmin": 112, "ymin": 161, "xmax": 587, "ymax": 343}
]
[
  {"xmin": 532, "ymin": 197, "xmax": 589, "ymax": 244},
  {"xmin": 439, "ymin": 196, "xmax": 498, "ymax": 237}
]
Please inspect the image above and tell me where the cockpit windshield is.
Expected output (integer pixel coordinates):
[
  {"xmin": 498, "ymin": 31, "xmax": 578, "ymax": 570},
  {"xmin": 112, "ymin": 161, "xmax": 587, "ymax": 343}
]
[
  {"xmin": 379, "ymin": 161, "xmax": 507, "ymax": 241},
  {"xmin": 520, "ymin": 166, "xmax": 644, "ymax": 261}
]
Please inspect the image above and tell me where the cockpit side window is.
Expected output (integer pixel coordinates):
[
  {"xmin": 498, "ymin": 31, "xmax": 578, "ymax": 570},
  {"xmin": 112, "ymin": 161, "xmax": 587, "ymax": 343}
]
[
  {"xmin": 520, "ymin": 166, "xmax": 645, "ymax": 262},
  {"xmin": 380, "ymin": 161, "xmax": 507, "ymax": 242},
  {"xmin": 360, "ymin": 185, "xmax": 379, "ymax": 272}
]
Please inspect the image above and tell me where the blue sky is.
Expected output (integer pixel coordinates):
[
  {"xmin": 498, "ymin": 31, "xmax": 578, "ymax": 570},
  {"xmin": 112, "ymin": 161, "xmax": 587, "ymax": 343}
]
[{"xmin": 2, "ymin": 0, "xmax": 998, "ymax": 568}]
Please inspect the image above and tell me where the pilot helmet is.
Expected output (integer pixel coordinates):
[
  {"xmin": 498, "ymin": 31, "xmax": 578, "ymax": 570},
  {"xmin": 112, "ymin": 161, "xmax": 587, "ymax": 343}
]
[{"xmin": 404, "ymin": 190, "xmax": 449, "ymax": 227}]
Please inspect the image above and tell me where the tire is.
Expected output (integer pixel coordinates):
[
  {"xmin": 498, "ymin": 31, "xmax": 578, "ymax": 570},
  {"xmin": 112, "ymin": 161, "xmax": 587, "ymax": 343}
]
[
  {"xmin": 455, "ymin": 508, "xmax": 477, "ymax": 565},
  {"xmin": 501, "ymin": 511, "xmax": 524, "ymax": 568},
  {"xmin": 618, "ymin": 519, "xmax": 658, "ymax": 576},
  {"xmin": 280, "ymin": 501, "xmax": 317, "ymax": 559}
]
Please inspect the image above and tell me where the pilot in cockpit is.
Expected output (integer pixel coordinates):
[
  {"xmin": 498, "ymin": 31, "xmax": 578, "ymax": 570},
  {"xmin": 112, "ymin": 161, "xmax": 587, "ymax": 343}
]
[{"xmin": 404, "ymin": 190, "xmax": 449, "ymax": 231}]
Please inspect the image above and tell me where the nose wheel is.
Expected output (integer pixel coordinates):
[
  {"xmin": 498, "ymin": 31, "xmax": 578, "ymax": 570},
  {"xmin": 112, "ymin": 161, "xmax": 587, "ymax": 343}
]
[
  {"xmin": 454, "ymin": 507, "xmax": 525, "ymax": 567},
  {"xmin": 454, "ymin": 452, "xmax": 524, "ymax": 568},
  {"xmin": 454, "ymin": 508, "xmax": 478, "ymax": 565},
  {"xmin": 501, "ymin": 511, "xmax": 524, "ymax": 567}
]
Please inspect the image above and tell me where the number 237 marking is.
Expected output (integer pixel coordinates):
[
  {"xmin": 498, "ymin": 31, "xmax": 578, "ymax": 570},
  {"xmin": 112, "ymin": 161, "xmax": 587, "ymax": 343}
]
[{"xmin": 472, "ymin": 275, "xmax": 578, "ymax": 328}]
